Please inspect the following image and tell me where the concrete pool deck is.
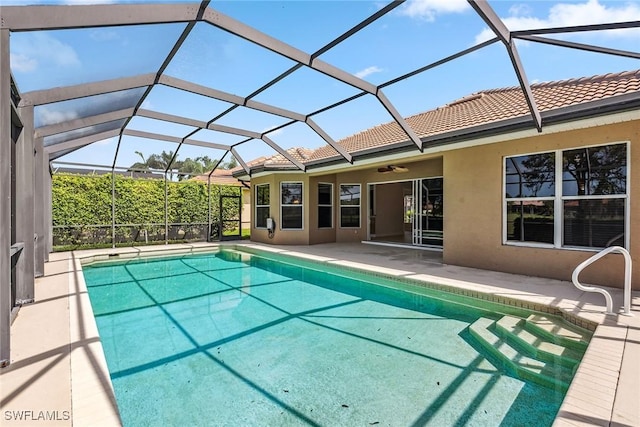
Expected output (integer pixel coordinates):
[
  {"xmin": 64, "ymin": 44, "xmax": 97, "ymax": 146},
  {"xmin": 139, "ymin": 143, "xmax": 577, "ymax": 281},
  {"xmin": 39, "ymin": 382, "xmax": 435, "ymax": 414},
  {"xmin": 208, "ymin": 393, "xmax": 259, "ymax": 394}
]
[{"xmin": 1, "ymin": 242, "xmax": 638, "ymax": 426}]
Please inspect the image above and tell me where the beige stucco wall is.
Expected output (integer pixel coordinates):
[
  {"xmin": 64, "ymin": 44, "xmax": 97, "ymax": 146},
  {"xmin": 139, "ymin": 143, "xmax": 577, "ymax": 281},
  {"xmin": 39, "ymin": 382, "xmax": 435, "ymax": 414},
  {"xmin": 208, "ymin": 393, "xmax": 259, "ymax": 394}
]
[
  {"xmin": 444, "ymin": 119, "xmax": 639, "ymax": 290},
  {"xmin": 250, "ymin": 173, "xmax": 309, "ymax": 245}
]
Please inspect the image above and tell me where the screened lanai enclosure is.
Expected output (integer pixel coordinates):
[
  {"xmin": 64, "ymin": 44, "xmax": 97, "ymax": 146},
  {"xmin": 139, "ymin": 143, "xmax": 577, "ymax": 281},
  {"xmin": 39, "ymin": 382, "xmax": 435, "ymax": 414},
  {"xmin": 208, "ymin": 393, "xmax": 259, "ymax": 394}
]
[{"xmin": 2, "ymin": 0, "xmax": 639, "ymax": 366}]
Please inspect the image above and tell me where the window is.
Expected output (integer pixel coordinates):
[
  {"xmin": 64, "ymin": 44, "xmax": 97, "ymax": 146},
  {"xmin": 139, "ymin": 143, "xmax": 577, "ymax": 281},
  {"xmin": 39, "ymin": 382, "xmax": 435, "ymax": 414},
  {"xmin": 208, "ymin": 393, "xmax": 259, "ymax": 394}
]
[
  {"xmin": 504, "ymin": 142, "xmax": 627, "ymax": 249},
  {"xmin": 562, "ymin": 144, "xmax": 627, "ymax": 248},
  {"xmin": 255, "ymin": 184, "xmax": 269, "ymax": 228},
  {"xmin": 505, "ymin": 152, "xmax": 555, "ymax": 244},
  {"xmin": 318, "ymin": 183, "xmax": 333, "ymax": 228},
  {"xmin": 281, "ymin": 182, "xmax": 303, "ymax": 229},
  {"xmin": 340, "ymin": 184, "xmax": 360, "ymax": 228}
]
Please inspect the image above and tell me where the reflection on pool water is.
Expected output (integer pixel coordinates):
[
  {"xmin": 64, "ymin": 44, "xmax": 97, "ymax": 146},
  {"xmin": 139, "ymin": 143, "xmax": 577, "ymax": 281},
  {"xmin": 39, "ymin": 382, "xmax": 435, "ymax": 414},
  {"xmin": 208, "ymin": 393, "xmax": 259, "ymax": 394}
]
[{"xmin": 82, "ymin": 248, "xmax": 590, "ymax": 426}]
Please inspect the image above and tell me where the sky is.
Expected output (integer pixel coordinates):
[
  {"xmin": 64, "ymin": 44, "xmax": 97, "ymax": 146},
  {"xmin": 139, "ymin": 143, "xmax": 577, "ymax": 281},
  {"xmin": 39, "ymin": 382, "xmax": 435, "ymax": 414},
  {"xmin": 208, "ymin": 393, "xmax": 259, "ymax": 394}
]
[{"xmin": 6, "ymin": 0, "xmax": 640, "ymax": 172}]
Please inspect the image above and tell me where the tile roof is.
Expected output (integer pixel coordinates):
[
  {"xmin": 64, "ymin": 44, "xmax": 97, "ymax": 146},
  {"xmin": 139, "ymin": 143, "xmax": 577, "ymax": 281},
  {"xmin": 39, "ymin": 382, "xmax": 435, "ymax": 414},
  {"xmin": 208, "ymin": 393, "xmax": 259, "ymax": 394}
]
[
  {"xmin": 262, "ymin": 147, "xmax": 315, "ymax": 167},
  {"xmin": 191, "ymin": 168, "xmax": 246, "ymax": 186},
  {"xmin": 251, "ymin": 69, "xmax": 640, "ymax": 168}
]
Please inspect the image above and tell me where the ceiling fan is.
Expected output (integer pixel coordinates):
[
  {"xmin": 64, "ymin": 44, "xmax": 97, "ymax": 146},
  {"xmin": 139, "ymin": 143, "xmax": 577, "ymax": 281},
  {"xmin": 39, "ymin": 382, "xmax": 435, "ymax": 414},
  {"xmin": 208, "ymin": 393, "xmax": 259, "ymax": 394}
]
[{"xmin": 377, "ymin": 165, "xmax": 409, "ymax": 173}]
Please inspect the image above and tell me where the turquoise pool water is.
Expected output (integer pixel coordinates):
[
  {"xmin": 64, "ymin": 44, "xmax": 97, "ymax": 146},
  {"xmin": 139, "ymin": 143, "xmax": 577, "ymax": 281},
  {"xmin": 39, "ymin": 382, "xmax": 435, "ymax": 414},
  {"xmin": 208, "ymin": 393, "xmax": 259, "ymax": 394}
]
[{"xmin": 83, "ymin": 249, "xmax": 571, "ymax": 426}]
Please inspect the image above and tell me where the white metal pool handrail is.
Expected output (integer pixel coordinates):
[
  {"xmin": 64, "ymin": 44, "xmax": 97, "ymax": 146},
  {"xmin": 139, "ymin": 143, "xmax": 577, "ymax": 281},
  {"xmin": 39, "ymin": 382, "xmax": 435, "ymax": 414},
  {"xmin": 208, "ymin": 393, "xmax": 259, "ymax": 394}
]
[{"xmin": 572, "ymin": 246, "xmax": 632, "ymax": 316}]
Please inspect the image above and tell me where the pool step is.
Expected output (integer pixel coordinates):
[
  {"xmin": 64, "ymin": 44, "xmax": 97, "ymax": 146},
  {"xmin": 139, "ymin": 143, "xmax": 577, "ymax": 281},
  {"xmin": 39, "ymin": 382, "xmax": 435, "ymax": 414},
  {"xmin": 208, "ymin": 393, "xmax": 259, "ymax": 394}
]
[
  {"xmin": 216, "ymin": 249, "xmax": 252, "ymax": 263},
  {"xmin": 523, "ymin": 314, "xmax": 591, "ymax": 351},
  {"xmin": 468, "ymin": 316, "xmax": 583, "ymax": 392},
  {"xmin": 494, "ymin": 316, "xmax": 583, "ymax": 368}
]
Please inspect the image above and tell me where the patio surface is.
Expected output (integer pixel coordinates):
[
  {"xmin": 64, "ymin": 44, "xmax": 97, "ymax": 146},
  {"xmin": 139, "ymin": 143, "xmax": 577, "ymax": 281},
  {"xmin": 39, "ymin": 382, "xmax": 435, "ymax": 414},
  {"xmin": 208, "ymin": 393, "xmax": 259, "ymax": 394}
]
[{"xmin": 1, "ymin": 242, "xmax": 638, "ymax": 426}]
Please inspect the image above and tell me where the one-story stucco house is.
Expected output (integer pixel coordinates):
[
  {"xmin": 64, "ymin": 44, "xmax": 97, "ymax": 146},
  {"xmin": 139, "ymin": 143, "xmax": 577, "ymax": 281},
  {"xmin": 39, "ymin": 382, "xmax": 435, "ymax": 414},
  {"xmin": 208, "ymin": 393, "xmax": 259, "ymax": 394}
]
[{"xmin": 234, "ymin": 70, "xmax": 640, "ymax": 290}]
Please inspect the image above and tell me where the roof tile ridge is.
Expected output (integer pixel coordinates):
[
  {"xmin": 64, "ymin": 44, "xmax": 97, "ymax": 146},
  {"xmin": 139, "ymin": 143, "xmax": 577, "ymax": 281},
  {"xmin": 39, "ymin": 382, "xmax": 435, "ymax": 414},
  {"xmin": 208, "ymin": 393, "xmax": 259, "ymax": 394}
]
[
  {"xmin": 480, "ymin": 85, "xmax": 521, "ymax": 94},
  {"xmin": 440, "ymin": 85, "xmax": 523, "ymax": 107},
  {"xmin": 303, "ymin": 144, "xmax": 343, "ymax": 163},
  {"xmin": 293, "ymin": 147, "xmax": 310, "ymax": 159},
  {"xmin": 532, "ymin": 69, "xmax": 640, "ymax": 89},
  {"xmin": 343, "ymin": 121, "xmax": 398, "ymax": 139},
  {"xmin": 445, "ymin": 92, "xmax": 485, "ymax": 107}
]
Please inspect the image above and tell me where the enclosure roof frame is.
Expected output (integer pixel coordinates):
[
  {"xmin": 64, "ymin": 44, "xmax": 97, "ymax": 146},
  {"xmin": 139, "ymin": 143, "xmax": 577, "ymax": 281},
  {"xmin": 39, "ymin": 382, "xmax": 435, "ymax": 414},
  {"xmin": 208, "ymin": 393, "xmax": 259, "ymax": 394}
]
[{"xmin": 3, "ymin": 0, "xmax": 639, "ymax": 175}]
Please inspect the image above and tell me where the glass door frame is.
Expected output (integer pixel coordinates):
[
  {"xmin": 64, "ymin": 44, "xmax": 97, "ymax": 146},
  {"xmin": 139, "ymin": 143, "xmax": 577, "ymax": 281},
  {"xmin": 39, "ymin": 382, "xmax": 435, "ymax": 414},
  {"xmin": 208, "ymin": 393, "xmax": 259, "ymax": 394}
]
[
  {"xmin": 411, "ymin": 177, "xmax": 443, "ymax": 248},
  {"xmin": 367, "ymin": 177, "xmax": 443, "ymax": 248}
]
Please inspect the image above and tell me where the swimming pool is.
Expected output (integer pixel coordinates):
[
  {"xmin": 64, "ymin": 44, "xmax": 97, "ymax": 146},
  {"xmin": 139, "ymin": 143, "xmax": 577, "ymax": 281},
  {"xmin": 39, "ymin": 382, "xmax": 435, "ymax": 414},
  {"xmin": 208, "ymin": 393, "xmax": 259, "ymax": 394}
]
[{"xmin": 82, "ymin": 248, "xmax": 589, "ymax": 426}]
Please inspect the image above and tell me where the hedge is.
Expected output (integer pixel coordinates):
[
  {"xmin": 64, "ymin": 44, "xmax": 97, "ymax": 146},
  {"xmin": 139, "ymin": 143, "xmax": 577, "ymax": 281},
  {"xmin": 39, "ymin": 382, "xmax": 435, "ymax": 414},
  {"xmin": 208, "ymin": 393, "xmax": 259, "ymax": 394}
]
[{"xmin": 52, "ymin": 173, "xmax": 242, "ymax": 249}]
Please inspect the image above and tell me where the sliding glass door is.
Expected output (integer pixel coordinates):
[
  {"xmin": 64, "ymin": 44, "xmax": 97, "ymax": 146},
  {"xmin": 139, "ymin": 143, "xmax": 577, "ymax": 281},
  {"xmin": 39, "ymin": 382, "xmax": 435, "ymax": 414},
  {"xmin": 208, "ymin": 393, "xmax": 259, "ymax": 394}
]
[{"xmin": 411, "ymin": 178, "xmax": 443, "ymax": 247}]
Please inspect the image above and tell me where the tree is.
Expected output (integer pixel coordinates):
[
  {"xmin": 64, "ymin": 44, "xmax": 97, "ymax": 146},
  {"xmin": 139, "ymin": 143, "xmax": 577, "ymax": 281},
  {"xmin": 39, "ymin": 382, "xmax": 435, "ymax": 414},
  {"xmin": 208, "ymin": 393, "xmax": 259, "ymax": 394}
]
[
  {"xmin": 563, "ymin": 145, "xmax": 626, "ymax": 196},
  {"xmin": 176, "ymin": 158, "xmax": 204, "ymax": 180},
  {"xmin": 129, "ymin": 150, "xmax": 178, "ymax": 179},
  {"xmin": 220, "ymin": 155, "xmax": 238, "ymax": 170},
  {"xmin": 129, "ymin": 151, "xmax": 156, "ymax": 172},
  {"xmin": 130, "ymin": 150, "xmax": 171, "ymax": 171},
  {"xmin": 159, "ymin": 150, "xmax": 175, "ymax": 170},
  {"xmin": 129, "ymin": 151, "xmax": 234, "ymax": 180},
  {"xmin": 196, "ymin": 155, "xmax": 218, "ymax": 171},
  {"xmin": 518, "ymin": 153, "xmax": 555, "ymax": 197}
]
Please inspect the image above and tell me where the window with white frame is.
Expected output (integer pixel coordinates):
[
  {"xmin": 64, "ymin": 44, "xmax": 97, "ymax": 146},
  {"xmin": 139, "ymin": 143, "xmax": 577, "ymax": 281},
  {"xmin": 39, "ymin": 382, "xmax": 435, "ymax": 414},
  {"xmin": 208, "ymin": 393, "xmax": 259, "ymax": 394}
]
[
  {"xmin": 340, "ymin": 184, "xmax": 360, "ymax": 228},
  {"xmin": 255, "ymin": 184, "xmax": 270, "ymax": 228},
  {"xmin": 318, "ymin": 183, "xmax": 333, "ymax": 228},
  {"xmin": 504, "ymin": 142, "xmax": 627, "ymax": 249},
  {"xmin": 505, "ymin": 152, "xmax": 555, "ymax": 244},
  {"xmin": 281, "ymin": 182, "xmax": 303, "ymax": 229}
]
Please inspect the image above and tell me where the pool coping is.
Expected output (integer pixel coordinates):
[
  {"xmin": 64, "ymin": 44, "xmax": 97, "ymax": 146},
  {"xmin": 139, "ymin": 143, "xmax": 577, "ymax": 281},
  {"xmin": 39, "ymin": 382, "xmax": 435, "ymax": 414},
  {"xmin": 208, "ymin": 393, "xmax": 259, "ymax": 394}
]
[{"xmin": 2, "ymin": 242, "xmax": 638, "ymax": 426}]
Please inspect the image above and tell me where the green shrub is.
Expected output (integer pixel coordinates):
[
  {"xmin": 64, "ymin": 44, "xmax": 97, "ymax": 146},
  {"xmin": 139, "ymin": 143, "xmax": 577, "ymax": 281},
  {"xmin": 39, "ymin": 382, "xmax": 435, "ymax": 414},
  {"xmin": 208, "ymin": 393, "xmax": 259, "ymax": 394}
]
[{"xmin": 52, "ymin": 173, "xmax": 243, "ymax": 249}]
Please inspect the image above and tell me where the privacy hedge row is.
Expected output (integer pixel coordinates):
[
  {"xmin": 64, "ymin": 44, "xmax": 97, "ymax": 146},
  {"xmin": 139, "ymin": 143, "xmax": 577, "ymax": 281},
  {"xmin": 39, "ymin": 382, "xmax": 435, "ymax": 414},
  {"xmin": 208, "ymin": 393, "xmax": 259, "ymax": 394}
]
[{"xmin": 52, "ymin": 173, "xmax": 241, "ymax": 248}]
